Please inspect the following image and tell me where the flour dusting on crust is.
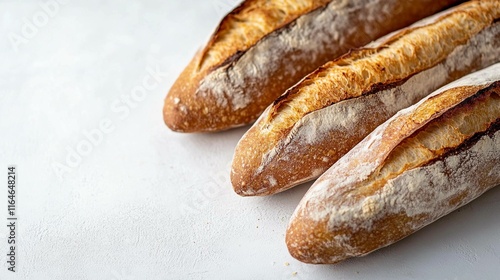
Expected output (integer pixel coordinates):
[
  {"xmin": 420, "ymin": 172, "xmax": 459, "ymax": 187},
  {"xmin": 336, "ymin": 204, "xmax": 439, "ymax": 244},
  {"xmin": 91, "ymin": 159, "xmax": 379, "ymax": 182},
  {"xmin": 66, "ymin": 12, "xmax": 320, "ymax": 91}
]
[
  {"xmin": 286, "ymin": 64, "xmax": 500, "ymax": 263},
  {"xmin": 298, "ymin": 63, "xmax": 500, "ymax": 223},
  {"xmin": 198, "ymin": 0, "xmax": 410, "ymax": 110},
  {"xmin": 257, "ymin": 22, "xmax": 500, "ymax": 183}
]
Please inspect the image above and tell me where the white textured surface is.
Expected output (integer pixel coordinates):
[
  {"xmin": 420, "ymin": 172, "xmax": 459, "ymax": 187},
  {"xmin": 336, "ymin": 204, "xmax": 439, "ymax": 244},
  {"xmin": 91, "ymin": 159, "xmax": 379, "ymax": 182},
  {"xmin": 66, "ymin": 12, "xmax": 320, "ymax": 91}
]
[{"xmin": 0, "ymin": 1, "xmax": 499, "ymax": 279}]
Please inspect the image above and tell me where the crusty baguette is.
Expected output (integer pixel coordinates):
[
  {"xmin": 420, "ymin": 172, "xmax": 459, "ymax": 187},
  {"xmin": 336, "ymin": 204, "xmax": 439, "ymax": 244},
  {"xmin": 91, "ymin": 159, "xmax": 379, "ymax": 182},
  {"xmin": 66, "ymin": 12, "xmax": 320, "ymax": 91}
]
[
  {"xmin": 163, "ymin": 0, "xmax": 461, "ymax": 132},
  {"xmin": 231, "ymin": 0, "xmax": 500, "ymax": 196},
  {"xmin": 286, "ymin": 63, "xmax": 500, "ymax": 264}
]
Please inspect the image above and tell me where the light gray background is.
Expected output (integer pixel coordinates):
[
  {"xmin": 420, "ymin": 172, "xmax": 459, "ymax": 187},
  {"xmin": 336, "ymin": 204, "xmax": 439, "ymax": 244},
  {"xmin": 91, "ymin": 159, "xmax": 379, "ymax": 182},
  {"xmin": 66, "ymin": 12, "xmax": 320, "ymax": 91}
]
[{"xmin": 1, "ymin": 0, "xmax": 499, "ymax": 279}]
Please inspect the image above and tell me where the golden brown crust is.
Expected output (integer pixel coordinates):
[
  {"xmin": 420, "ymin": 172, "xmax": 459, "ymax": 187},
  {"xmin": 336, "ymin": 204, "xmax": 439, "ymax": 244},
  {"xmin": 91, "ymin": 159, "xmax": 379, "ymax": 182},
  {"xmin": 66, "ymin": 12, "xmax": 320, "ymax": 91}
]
[
  {"xmin": 164, "ymin": 0, "xmax": 462, "ymax": 132},
  {"xmin": 199, "ymin": 0, "xmax": 332, "ymax": 70},
  {"xmin": 286, "ymin": 67, "xmax": 500, "ymax": 263},
  {"xmin": 231, "ymin": 0, "xmax": 500, "ymax": 195},
  {"xmin": 164, "ymin": 0, "xmax": 333, "ymax": 132},
  {"xmin": 268, "ymin": 0, "xmax": 497, "ymax": 133},
  {"xmin": 357, "ymin": 85, "xmax": 499, "ymax": 197}
]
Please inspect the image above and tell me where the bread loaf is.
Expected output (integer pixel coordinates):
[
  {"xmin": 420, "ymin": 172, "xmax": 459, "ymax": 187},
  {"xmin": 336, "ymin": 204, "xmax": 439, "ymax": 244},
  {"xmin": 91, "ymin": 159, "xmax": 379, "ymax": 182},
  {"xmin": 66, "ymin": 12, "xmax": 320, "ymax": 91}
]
[
  {"xmin": 163, "ymin": 0, "xmax": 461, "ymax": 132},
  {"xmin": 286, "ymin": 63, "xmax": 500, "ymax": 264},
  {"xmin": 231, "ymin": 0, "xmax": 500, "ymax": 196}
]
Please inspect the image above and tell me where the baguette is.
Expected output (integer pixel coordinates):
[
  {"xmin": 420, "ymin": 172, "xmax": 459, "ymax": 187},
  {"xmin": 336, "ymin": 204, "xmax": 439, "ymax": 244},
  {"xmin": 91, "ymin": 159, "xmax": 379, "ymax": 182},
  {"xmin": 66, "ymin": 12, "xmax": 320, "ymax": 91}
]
[
  {"xmin": 286, "ymin": 63, "xmax": 500, "ymax": 264},
  {"xmin": 163, "ymin": 0, "xmax": 461, "ymax": 132},
  {"xmin": 231, "ymin": 0, "xmax": 500, "ymax": 196}
]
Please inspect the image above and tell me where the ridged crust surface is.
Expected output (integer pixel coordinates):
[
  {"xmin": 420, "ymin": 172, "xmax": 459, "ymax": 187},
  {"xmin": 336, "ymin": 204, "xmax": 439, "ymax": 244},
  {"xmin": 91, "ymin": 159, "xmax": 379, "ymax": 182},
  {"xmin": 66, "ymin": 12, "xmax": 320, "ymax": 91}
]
[
  {"xmin": 199, "ymin": 0, "xmax": 332, "ymax": 70},
  {"xmin": 286, "ymin": 64, "xmax": 500, "ymax": 264},
  {"xmin": 231, "ymin": 0, "xmax": 500, "ymax": 195},
  {"xmin": 164, "ymin": 0, "xmax": 460, "ymax": 132}
]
